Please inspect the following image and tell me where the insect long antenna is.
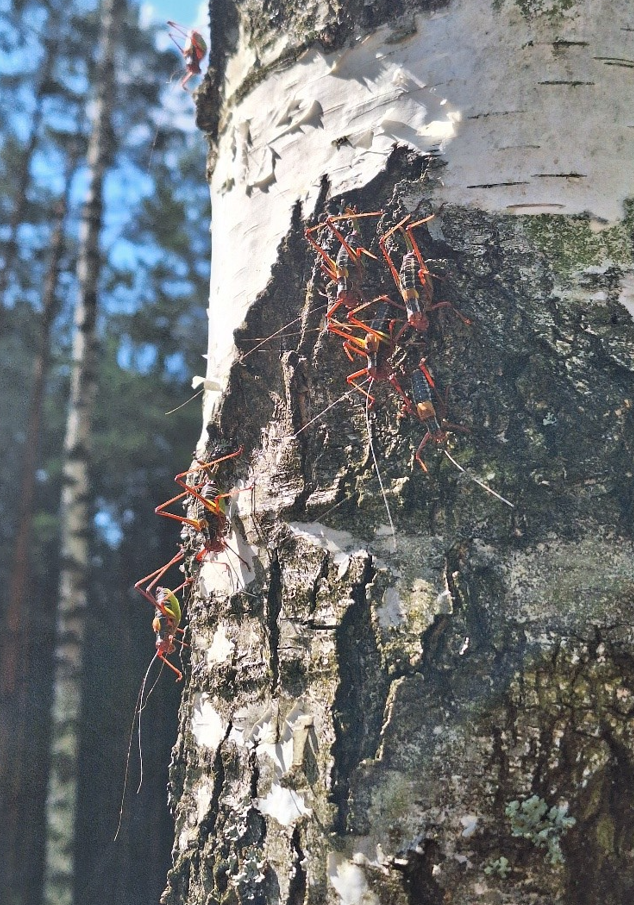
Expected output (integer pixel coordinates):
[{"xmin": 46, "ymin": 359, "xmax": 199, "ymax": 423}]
[
  {"xmin": 442, "ymin": 449, "xmax": 515, "ymax": 508},
  {"xmin": 225, "ymin": 548, "xmax": 253, "ymax": 594},
  {"xmin": 315, "ymin": 491, "xmax": 356, "ymax": 520},
  {"xmin": 167, "ymin": 20, "xmax": 189, "ymax": 37},
  {"xmin": 165, "ymin": 387, "xmax": 204, "ymax": 415},
  {"xmin": 114, "ymin": 653, "xmax": 159, "ymax": 842},
  {"xmin": 365, "ymin": 390, "xmax": 397, "ymax": 553},
  {"xmin": 238, "ymin": 315, "xmax": 305, "ymax": 362},
  {"xmin": 136, "ymin": 659, "xmax": 165, "ymax": 794},
  {"xmin": 289, "ymin": 388, "xmax": 356, "ymax": 440}
]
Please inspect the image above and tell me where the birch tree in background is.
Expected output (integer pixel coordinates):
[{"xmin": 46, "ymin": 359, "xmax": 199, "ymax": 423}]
[
  {"xmin": 157, "ymin": 1, "xmax": 634, "ymax": 903},
  {"xmin": 43, "ymin": 0, "xmax": 126, "ymax": 901}
]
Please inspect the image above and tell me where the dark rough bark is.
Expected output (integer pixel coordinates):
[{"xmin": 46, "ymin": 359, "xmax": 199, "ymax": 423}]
[
  {"xmin": 162, "ymin": 152, "xmax": 634, "ymax": 904},
  {"xmin": 162, "ymin": 1, "xmax": 634, "ymax": 903}
]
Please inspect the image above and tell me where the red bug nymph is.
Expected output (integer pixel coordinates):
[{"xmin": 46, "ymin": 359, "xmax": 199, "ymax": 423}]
[{"xmin": 167, "ymin": 21, "xmax": 208, "ymax": 90}]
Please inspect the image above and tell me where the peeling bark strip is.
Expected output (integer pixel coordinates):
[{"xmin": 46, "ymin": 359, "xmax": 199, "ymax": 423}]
[
  {"xmin": 163, "ymin": 0, "xmax": 634, "ymax": 903},
  {"xmin": 42, "ymin": 1, "xmax": 125, "ymax": 903}
]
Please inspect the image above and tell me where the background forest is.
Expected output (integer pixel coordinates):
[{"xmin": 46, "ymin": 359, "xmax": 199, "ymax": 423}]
[{"xmin": 0, "ymin": 1, "xmax": 208, "ymax": 903}]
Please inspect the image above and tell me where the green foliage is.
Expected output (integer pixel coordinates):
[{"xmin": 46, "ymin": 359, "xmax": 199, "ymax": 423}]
[{"xmin": 506, "ymin": 795, "xmax": 576, "ymax": 864}]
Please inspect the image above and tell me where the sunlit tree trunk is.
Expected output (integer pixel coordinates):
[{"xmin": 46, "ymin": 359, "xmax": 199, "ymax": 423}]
[
  {"xmin": 43, "ymin": 1, "xmax": 125, "ymax": 902},
  {"xmin": 163, "ymin": 1, "xmax": 634, "ymax": 904},
  {"xmin": 0, "ymin": 141, "xmax": 79, "ymax": 905}
]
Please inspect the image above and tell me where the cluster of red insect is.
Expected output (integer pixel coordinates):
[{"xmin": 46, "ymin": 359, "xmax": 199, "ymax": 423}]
[
  {"xmin": 306, "ymin": 209, "xmax": 471, "ymax": 471},
  {"xmin": 118, "ymin": 449, "xmax": 245, "ymax": 836},
  {"xmin": 134, "ymin": 449, "xmax": 243, "ymax": 680},
  {"xmin": 128, "ymin": 21, "xmax": 214, "ymax": 679},
  {"xmin": 129, "ymin": 22, "xmax": 224, "ymax": 681}
]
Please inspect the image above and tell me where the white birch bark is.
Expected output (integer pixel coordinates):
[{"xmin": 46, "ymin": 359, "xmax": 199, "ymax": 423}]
[{"xmin": 163, "ymin": 2, "xmax": 634, "ymax": 903}]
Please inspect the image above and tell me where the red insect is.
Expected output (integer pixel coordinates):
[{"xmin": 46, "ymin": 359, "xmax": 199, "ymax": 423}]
[
  {"xmin": 380, "ymin": 215, "xmax": 470, "ymax": 338},
  {"xmin": 327, "ymin": 297, "xmax": 410, "ymax": 407},
  {"xmin": 306, "ymin": 210, "xmax": 381, "ymax": 320},
  {"xmin": 155, "ymin": 447, "xmax": 244, "ymax": 562},
  {"xmin": 403, "ymin": 360, "xmax": 468, "ymax": 471},
  {"xmin": 167, "ymin": 21, "xmax": 208, "ymax": 90},
  {"xmin": 134, "ymin": 552, "xmax": 192, "ymax": 681}
]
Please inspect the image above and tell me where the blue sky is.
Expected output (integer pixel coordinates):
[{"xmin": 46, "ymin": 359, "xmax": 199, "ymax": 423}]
[{"xmin": 141, "ymin": 0, "xmax": 207, "ymax": 32}]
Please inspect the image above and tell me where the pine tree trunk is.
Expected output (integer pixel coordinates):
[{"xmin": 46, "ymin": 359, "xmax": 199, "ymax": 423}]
[
  {"xmin": 42, "ymin": 2, "xmax": 125, "ymax": 903},
  {"xmin": 0, "ymin": 144, "xmax": 78, "ymax": 905},
  {"xmin": 163, "ymin": 1, "xmax": 634, "ymax": 903}
]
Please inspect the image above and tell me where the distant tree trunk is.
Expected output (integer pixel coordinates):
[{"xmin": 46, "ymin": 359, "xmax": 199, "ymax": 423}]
[
  {"xmin": 164, "ymin": 2, "xmax": 634, "ymax": 904},
  {"xmin": 43, "ymin": 1, "xmax": 125, "ymax": 902},
  {"xmin": 0, "ymin": 142, "xmax": 78, "ymax": 905},
  {"xmin": 0, "ymin": 5, "xmax": 60, "ymax": 325}
]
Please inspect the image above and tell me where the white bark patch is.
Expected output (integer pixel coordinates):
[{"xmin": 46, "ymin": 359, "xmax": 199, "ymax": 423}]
[
  {"xmin": 229, "ymin": 703, "xmax": 274, "ymax": 748},
  {"xmin": 328, "ymin": 853, "xmax": 379, "ymax": 905},
  {"xmin": 191, "ymin": 692, "xmax": 226, "ymax": 749},
  {"xmin": 256, "ymin": 721, "xmax": 295, "ymax": 775},
  {"xmin": 263, "ymin": 710, "xmax": 316, "ymax": 761},
  {"xmin": 618, "ymin": 271, "xmax": 634, "ymax": 320},
  {"xmin": 257, "ymin": 784, "xmax": 311, "ymax": 826},
  {"xmin": 240, "ymin": 703, "xmax": 317, "ymax": 826},
  {"xmin": 460, "ymin": 813, "xmax": 479, "ymax": 838},
  {"xmin": 178, "ymin": 777, "xmax": 215, "ymax": 851},
  {"xmin": 198, "ymin": 528, "xmax": 256, "ymax": 596},
  {"xmin": 288, "ymin": 521, "xmax": 367, "ymax": 569},
  {"xmin": 206, "ymin": 0, "xmax": 634, "ymax": 401},
  {"xmin": 377, "ymin": 586, "xmax": 404, "ymax": 627},
  {"xmin": 205, "ymin": 621, "xmax": 235, "ymax": 665}
]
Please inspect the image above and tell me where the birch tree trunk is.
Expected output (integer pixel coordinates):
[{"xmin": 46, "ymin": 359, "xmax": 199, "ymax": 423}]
[
  {"xmin": 43, "ymin": 2, "xmax": 125, "ymax": 902},
  {"xmin": 163, "ymin": 1, "xmax": 634, "ymax": 903}
]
